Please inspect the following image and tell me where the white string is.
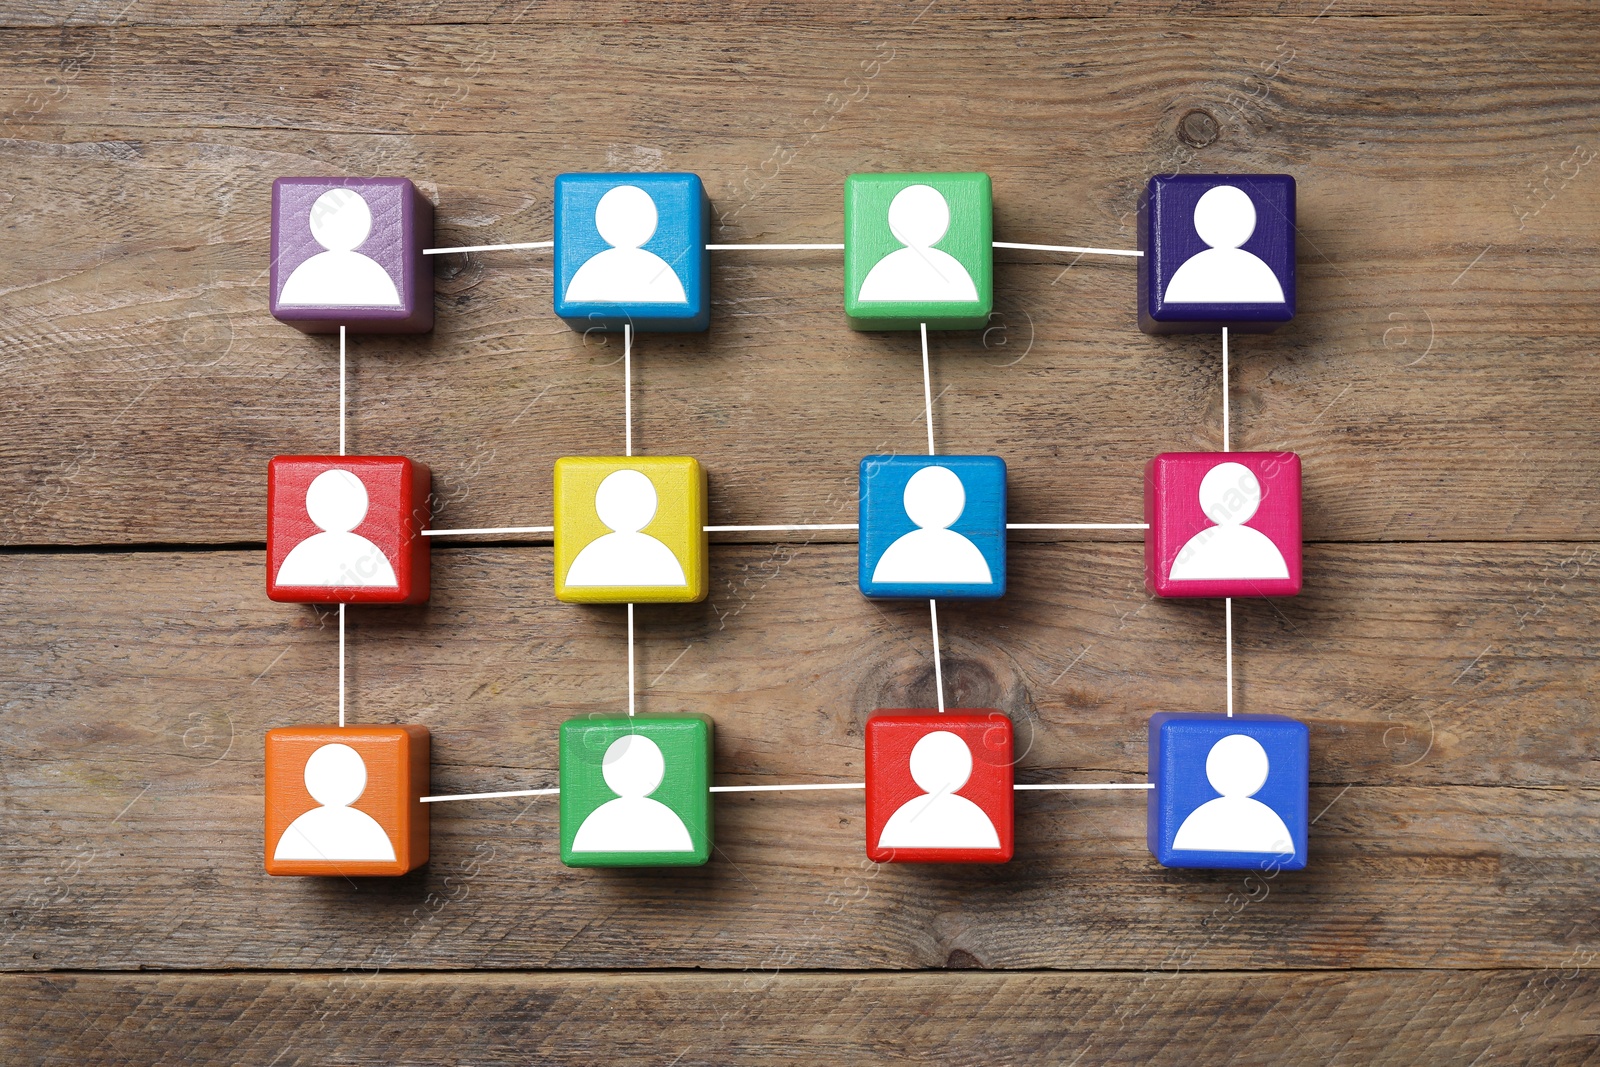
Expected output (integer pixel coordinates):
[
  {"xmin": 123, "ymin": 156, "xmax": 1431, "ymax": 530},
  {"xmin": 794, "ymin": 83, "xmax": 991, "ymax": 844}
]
[
  {"xmin": 338, "ymin": 325, "xmax": 346, "ymax": 457},
  {"xmin": 1225, "ymin": 597, "xmax": 1234, "ymax": 718},
  {"xmin": 338, "ymin": 603, "xmax": 346, "ymax": 728},
  {"xmin": 993, "ymin": 241, "xmax": 1143, "ymax": 258},
  {"xmin": 705, "ymin": 243, "xmax": 845, "ymax": 250},
  {"xmin": 423, "ymin": 240, "xmax": 553, "ymax": 255},
  {"xmin": 1222, "ymin": 326, "xmax": 1230, "ymax": 453},
  {"xmin": 1015, "ymin": 783, "xmax": 1153, "ymax": 791},
  {"xmin": 422, "ymin": 526, "xmax": 555, "ymax": 537},
  {"xmin": 1007, "ymin": 523, "xmax": 1149, "ymax": 530},
  {"xmin": 930, "ymin": 599, "xmax": 946, "ymax": 714},
  {"xmin": 421, "ymin": 787, "xmax": 558, "ymax": 803},
  {"xmin": 624, "ymin": 323, "xmax": 633, "ymax": 457},
  {"xmin": 704, "ymin": 524, "xmax": 858, "ymax": 532},
  {"xmin": 627, "ymin": 602, "xmax": 636, "ymax": 718},
  {"xmin": 920, "ymin": 322, "xmax": 935, "ymax": 456},
  {"xmin": 711, "ymin": 783, "xmax": 864, "ymax": 793}
]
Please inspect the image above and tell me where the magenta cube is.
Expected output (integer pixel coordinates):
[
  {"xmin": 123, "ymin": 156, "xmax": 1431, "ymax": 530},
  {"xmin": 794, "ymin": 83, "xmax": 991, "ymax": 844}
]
[
  {"xmin": 270, "ymin": 177, "xmax": 434, "ymax": 334},
  {"xmin": 1145, "ymin": 452, "xmax": 1302, "ymax": 598}
]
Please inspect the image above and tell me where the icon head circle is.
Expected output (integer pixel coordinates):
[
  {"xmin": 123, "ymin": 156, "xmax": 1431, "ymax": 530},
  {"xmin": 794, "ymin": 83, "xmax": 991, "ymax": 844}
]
[
  {"xmin": 887, "ymin": 184, "xmax": 952, "ymax": 249},
  {"xmin": 594, "ymin": 185, "xmax": 659, "ymax": 250},
  {"xmin": 305, "ymin": 468, "xmax": 370, "ymax": 533},
  {"xmin": 1205, "ymin": 733, "xmax": 1270, "ymax": 798},
  {"xmin": 303, "ymin": 742, "xmax": 369, "ymax": 807},
  {"xmin": 1197, "ymin": 461, "xmax": 1262, "ymax": 526},
  {"xmin": 601, "ymin": 734, "xmax": 666, "ymax": 798},
  {"xmin": 902, "ymin": 465, "xmax": 966, "ymax": 530},
  {"xmin": 1192, "ymin": 185, "xmax": 1258, "ymax": 250},
  {"xmin": 908, "ymin": 730, "xmax": 974, "ymax": 794},
  {"xmin": 593, "ymin": 469, "xmax": 659, "ymax": 533},
  {"xmin": 308, "ymin": 189, "xmax": 375, "ymax": 253}
]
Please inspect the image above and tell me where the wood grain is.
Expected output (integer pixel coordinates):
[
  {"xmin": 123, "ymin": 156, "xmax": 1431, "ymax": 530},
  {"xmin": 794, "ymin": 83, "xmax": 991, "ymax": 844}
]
[
  {"xmin": 1, "ymin": 543, "xmax": 1594, "ymax": 971},
  {"xmin": 6, "ymin": 970, "xmax": 1598, "ymax": 1066},
  {"xmin": 1, "ymin": 20, "xmax": 1597, "ymax": 545}
]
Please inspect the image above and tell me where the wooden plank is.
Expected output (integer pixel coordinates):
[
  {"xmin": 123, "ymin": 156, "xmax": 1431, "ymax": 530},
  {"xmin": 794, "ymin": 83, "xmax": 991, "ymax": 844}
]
[
  {"xmin": 3, "ymin": 3, "xmax": 1594, "ymax": 29},
  {"xmin": 2, "ymin": 542, "xmax": 1595, "ymax": 970},
  {"xmin": 5, "ymin": 970, "xmax": 1598, "ymax": 1065},
  {"xmin": 1, "ymin": 20, "xmax": 1596, "ymax": 545}
]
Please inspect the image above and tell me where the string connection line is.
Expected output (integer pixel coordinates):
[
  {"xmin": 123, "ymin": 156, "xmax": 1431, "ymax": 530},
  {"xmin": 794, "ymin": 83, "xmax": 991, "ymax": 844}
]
[
  {"xmin": 710, "ymin": 783, "xmax": 865, "ymax": 793},
  {"xmin": 1222, "ymin": 326, "xmax": 1231, "ymax": 453},
  {"xmin": 704, "ymin": 523, "xmax": 859, "ymax": 532},
  {"xmin": 338, "ymin": 325, "xmax": 346, "ymax": 457},
  {"xmin": 627, "ymin": 602, "xmax": 636, "ymax": 718},
  {"xmin": 1225, "ymin": 597, "xmax": 1234, "ymax": 718},
  {"xmin": 423, "ymin": 240, "xmax": 554, "ymax": 255},
  {"xmin": 930, "ymin": 599, "xmax": 947, "ymax": 714},
  {"xmin": 992, "ymin": 241, "xmax": 1143, "ymax": 258},
  {"xmin": 1007, "ymin": 523, "xmax": 1149, "ymax": 530},
  {"xmin": 422, "ymin": 526, "xmax": 555, "ymax": 537},
  {"xmin": 1014, "ymin": 783, "xmax": 1154, "ymax": 791},
  {"xmin": 624, "ymin": 323, "xmax": 633, "ymax": 457},
  {"xmin": 422, "ymin": 787, "xmax": 559, "ymax": 803},
  {"xmin": 706, "ymin": 243, "xmax": 845, "ymax": 250},
  {"xmin": 337, "ymin": 603, "xmax": 346, "ymax": 729},
  {"xmin": 920, "ymin": 322, "xmax": 936, "ymax": 456}
]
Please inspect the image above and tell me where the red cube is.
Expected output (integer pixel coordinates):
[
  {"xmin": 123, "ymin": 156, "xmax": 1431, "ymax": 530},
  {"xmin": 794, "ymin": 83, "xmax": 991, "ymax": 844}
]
[
  {"xmin": 1145, "ymin": 451, "xmax": 1302, "ymax": 599},
  {"xmin": 267, "ymin": 455, "xmax": 431, "ymax": 604},
  {"xmin": 864, "ymin": 710, "xmax": 1014, "ymax": 863}
]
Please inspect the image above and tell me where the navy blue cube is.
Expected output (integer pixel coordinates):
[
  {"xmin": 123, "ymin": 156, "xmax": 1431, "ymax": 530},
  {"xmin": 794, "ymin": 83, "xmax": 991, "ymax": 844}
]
[
  {"xmin": 859, "ymin": 455, "xmax": 1005, "ymax": 599},
  {"xmin": 1148, "ymin": 712, "xmax": 1308, "ymax": 871},
  {"xmin": 1139, "ymin": 174, "xmax": 1296, "ymax": 335},
  {"xmin": 553, "ymin": 172, "xmax": 710, "ymax": 333}
]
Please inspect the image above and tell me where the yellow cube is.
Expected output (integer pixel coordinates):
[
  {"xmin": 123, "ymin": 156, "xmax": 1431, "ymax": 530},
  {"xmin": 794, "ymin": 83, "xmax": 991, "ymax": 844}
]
[{"xmin": 554, "ymin": 457, "xmax": 709, "ymax": 604}]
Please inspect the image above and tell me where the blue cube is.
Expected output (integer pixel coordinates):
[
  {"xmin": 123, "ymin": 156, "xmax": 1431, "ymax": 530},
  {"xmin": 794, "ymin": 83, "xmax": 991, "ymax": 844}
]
[
  {"xmin": 553, "ymin": 172, "xmax": 710, "ymax": 333},
  {"xmin": 1148, "ymin": 712, "xmax": 1308, "ymax": 871},
  {"xmin": 859, "ymin": 455, "xmax": 1005, "ymax": 599},
  {"xmin": 1139, "ymin": 173, "xmax": 1296, "ymax": 335}
]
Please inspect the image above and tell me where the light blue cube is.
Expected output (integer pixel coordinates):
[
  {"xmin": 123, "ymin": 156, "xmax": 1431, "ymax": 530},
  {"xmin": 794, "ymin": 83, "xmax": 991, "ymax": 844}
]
[
  {"xmin": 1148, "ymin": 712, "xmax": 1309, "ymax": 871},
  {"xmin": 553, "ymin": 172, "xmax": 710, "ymax": 333},
  {"xmin": 858, "ymin": 455, "xmax": 1005, "ymax": 600}
]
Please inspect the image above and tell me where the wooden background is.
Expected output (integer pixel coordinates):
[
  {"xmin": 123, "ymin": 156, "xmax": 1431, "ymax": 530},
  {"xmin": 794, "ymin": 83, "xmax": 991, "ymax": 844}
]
[{"xmin": 3, "ymin": 2, "xmax": 1598, "ymax": 1063}]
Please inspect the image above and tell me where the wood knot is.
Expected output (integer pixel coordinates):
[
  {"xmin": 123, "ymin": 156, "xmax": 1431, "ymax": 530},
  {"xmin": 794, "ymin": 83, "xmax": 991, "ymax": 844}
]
[{"xmin": 1178, "ymin": 109, "xmax": 1220, "ymax": 148}]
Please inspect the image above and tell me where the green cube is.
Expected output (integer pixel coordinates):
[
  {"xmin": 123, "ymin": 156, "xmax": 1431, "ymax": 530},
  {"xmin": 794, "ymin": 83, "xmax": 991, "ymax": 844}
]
[
  {"xmin": 844, "ymin": 172, "xmax": 993, "ymax": 331},
  {"xmin": 558, "ymin": 714, "xmax": 713, "ymax": 867}
]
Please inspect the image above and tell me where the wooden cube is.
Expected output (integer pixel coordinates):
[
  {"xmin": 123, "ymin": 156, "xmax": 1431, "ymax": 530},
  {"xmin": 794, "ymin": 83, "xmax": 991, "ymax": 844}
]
[
  {"xmin": 553, "ymin": 456, "xmax": 708, "ymax": 604},
  {"xmin": 270, "ymin": 177, "xmax": 434, "ymax": 334},
  {"xmin": 1145, "ymin": 451, "xmax": 1302, "ymax": 598},
  {"xmin": 558, "ymin": 715, "xmax": 713, "ymax": 868},
  {"xmin": 264, "ymin": 724, "xmax": 430, "ymax": 877},
  {"xmin": 553, "ymin": 172, "xmax": 711, "ymax": 333},
  {"xmin": 1139, "ymin": 173, "xmax": 1296, "ymax": 335},
  {"xmin": 844, "ymin": 172, "xmax": 993, "ymax": 331},
  {"xmin": 1148, "ymin": 713, "xmax": 1308, "ymax": 871},
  {"xmin": 859, "ymin": 455, "xmax": 1006, "ymax": 599},
  {"xmin": 267, "ymin": 455, "xmax": 431, "ymax": 604},
  {"xmin": 864, "ymin": 711, "xmax": 1013, "ymax": 863}
]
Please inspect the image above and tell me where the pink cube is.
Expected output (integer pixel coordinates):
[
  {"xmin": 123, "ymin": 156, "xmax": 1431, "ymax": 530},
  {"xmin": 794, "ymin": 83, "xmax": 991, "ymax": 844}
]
[{"xmin": 1145, "ymin": 452, "xmax": 1301, "ymax": 598}]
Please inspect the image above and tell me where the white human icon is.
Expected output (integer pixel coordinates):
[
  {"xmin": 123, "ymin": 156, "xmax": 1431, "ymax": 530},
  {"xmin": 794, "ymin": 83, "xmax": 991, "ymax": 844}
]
[
  {"xmin": 1168, "ymin": 462, "xmax": 1289, "ymax": 582},
  {"xmin": 276, "ymin": 469, "xmax": 398, "ymax": 588},
  {"xmin": 572, "ymin": 734, "xmax": 695, "ymax": 852},
  {"xmin": 857, "ymin": 184, "xmax": 979, "ymax": 303},
  {"xmin": 274, "ymin": 743, "xmax": 397, "ymax": 862},
  {"xmin": 1162, "ymin": 185, "xmax": 1286, "ymax": 304},
  {"xmin": 1172, "ymin": 734, "xmax": 1295, "ymax": 854},
  {"xmin": 564, "ymin": 185, "xmax": 688, "ymax": 304},
  {"xmin": 871, "ymin": 466, "xmax": 992, "ymax": 585},
  {"xmin": 279, "ymin": 188, "xmax": 402, "ymax": 307},
  {"xmin": 564, "ymin": 469, "xmax": 687, "ymax": 588},
  {"xmin": 876, "ymin": 730, "xmax": 1000, "ymax": 850}
]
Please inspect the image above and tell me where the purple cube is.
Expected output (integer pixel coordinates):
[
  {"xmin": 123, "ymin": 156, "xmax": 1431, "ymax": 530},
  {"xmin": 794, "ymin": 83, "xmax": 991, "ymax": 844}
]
[
  {"xmin": 270, "ymin": 177, "xmax": 434, "ymax": 334},
  {"xmin": 1139, "ymin": 173, "xmax": 1296, "ymax": 335}
]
